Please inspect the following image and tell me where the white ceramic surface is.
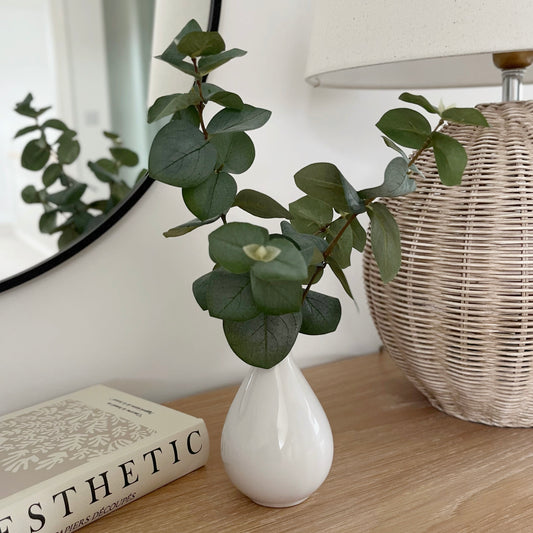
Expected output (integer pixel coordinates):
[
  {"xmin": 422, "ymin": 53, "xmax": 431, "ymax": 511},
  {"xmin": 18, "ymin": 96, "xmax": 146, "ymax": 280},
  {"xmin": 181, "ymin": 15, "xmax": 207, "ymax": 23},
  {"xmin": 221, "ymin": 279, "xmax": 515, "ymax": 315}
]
[{"xmin": 221, "ymin": 355, "xmax": 334, "ymax": 507}]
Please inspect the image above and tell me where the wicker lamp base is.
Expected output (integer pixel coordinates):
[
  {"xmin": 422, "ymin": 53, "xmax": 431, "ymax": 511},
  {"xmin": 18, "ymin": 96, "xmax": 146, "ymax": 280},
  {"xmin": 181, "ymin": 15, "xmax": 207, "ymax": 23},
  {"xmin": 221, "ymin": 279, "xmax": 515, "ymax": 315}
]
[{"xmin": 364, "ymin": 100, "xmax": 533, "ymax": 427}]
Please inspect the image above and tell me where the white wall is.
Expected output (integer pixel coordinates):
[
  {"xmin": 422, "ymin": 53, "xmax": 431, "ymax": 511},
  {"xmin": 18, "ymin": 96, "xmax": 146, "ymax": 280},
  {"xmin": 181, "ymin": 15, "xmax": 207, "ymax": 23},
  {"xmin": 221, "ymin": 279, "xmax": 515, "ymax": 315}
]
[{"xmin": 0, "ymin": 0, "xmax": 510, "ymax": 415}]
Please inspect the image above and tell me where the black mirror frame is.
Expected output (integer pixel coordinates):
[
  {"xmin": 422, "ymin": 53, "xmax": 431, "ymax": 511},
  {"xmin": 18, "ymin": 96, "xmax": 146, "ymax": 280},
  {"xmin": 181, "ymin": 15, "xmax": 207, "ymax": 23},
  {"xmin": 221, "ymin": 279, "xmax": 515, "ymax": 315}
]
[{"xmin": 0, "ymin": 0, "xmax": 222, "ymax": 293}]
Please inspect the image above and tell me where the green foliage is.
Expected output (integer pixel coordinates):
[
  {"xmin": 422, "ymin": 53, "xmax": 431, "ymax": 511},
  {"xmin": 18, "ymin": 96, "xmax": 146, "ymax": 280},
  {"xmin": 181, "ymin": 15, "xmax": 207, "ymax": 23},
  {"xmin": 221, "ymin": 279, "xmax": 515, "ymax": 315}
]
[
  {"xmin": 14, "ymin": 93, "xmax": 141, "ymax": 249},
  {"xmin": 147, "ymin": 21, "xmax": 488, "ymax": 368}
]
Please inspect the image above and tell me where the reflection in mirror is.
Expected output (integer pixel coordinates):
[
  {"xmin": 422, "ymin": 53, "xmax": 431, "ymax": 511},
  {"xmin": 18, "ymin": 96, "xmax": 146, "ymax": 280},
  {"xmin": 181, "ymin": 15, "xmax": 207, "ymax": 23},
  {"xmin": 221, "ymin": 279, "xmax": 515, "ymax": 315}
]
[{"xmin": 1, "ymin": 0, "xmax": 156, "ymax": 282}]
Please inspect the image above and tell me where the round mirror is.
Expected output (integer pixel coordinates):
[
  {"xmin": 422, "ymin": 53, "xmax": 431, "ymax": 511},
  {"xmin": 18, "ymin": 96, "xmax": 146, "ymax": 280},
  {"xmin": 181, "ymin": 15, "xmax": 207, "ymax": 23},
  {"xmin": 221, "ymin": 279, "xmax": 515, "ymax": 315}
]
[{"xmin": 0, "ymin": 0, "xmax": 220, "ymax": 292}]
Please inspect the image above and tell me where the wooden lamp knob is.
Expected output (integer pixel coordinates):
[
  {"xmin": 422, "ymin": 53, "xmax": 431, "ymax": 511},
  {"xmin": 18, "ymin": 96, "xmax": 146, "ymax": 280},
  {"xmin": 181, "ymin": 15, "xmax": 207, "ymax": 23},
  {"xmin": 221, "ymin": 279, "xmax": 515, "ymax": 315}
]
[{"xmin": 493, "ymin": 51, "xmax": 533, "ymax": 70}]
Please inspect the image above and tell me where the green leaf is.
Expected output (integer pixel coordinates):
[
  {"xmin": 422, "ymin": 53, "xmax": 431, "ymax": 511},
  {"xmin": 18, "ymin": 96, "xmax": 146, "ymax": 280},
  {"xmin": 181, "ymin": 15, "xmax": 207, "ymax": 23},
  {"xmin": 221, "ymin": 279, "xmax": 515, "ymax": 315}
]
[
  {"xmin": 110, "ymin": 181, "xmax": 131, "ymax": 203},
  {"xmin": 192, "ymin": 272, "xmax": 212, "ymax": 311},
  {"xmin": 208, "ymin": 222, "xmax": 268, "ymax": 273},
  {"xmin": 280, "ymin": 221, "xmax": 327, "ymax": 265},
  {"xmin": 57, "ymin": 225, "xmax": 81, "ymax": 249},
  {"xmin": 300, "ymin": 291, "xmax": 341, "ymax": 335},
  {"xmin": 234, "ymin": 189, "xmax": 292, "ymax": 219},
  {"xmin": 441, "ymin": 107, "xmax": 489, "ymax": 127},
  {"xmin": 147, "ymin": 92, "xmax": 201, "ymax": 123},
  {"xmin": 148, "ymin": 119, "xmax": 217, "ymax": 187},
  {"xmin": 350, "ymin": 217, "xmax": 367, "ymax": 252},
  {"xmin": 223, "ymin": 312, "xmax": 302, "ymax": 368},
  {"xmin": 250, "ymin": 273, "xmax": 303, "ymax": 314},
  {"xmin": 251, "ymin": 236, "xmax": 308, "ymax": 282},
  {"xmin": 156, "ymin": 20, "xmax": 203, "ymax": 67},
  {"xmin": 47, "ymin": 183, "xmax": 87, "ymax": 206},
  {"xmin": 326, "ymin": 218, "xmax": 353, "ymax": 269},
  {"xmin": 42, "ymin": 118, "xmax": 69, "ymax": 131},
  {"xmin": 39, "ymin": 210, "xmax": 58, "ymax": 234},
  {"xmin": 327, "ymin": 257, "xmax": 354, "ymax": 299},
  {"xmin": 42, "ymin": 164, "xmax": 63, "ymax": 187},
  {"xmin": 210, "ymin": 132, "xmax": 255, "ymax": 174},
  {"xmin": 172, "ymin": 106, "xmax": 201, "ymax": 127},
  {"xmin": 399, "ymin": 92, "xmax": 438, "ymax": 114},
  {"xmin": 14, "ymin": 93, "xmax": 51, "ymax": 118},
  {"xmin": 289, "ymin": 196, "xmax": 332, "ymax": 234},
  {"xmin": 198, "ymin": 48, "xmax": 247, "ymax": 75},
  {"xmin": 163, "ymin": 216, "xmax": 219, "ymax": 238},
  {"xmin": 207, "ymin": 104, "xmax": 271, "ymax": 134},
  {"xmin": 57, "ymin": 135, "xmax": 80, "ymax": 165},
  {"xmin": 14, "ymin": 125, "xmax": 40, "ymax": 138},
  {"xmin": 376, "ymin": 108, "xmax": 432, "ymax": 149},
  {"xmin": 110, "ymin": 147, "xmax": 139, "ymax": 167},
  {"xmin": 359, "ymin": 157, "xmax": 415, "ymax": 199},
  {"xmin": 21, "ymin": 185, "xmax": 40, "ymax": 204},
  {"xmin": 206, "ymin": 270, "xmax": 261, "ymax": 321},
  {"xmin": 103, "ymin": 131, "xmax": 121, "ymax": 142},
  {"xmin": 21, "ymin": 139, "xmax": 50, "ymax": 170},
  {"xmin": 430, "ymin": 131, "xmax": 468, "ymax": 186},
  {"xmin": 200, "ymin": 85, "xmax": 244, "ymax": 110},
  {"xmin": 368, "ymin": 202, "xmax": 402, "ymax": 283},
  {"xmin": 178, "ymin": 31, "xmax": 225, "ymax": 57},
  {"xmin": 294, "ymin": 163, "xmax": 362, "ymax": 213},
  {"xmin": 182, "ymin": 171, "xmax": 237, "ymax": 220},
  {"xmin": 88, "ymin": 160, "xmax": 119, "ymax": 183}
]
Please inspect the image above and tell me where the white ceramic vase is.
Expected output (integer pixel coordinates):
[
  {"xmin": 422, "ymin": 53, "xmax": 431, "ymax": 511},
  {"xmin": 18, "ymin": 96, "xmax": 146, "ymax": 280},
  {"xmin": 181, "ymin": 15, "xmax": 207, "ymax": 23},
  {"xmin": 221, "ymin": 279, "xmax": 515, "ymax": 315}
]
[{"xmin": 221, "ymin": 354, "xmax": 334, "ymax": 507}]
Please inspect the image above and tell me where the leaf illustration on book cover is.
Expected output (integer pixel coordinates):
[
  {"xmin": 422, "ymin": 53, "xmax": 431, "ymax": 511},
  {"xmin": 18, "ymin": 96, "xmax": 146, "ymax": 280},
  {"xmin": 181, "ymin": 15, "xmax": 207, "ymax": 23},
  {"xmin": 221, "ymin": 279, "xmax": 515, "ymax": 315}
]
[{"xmin": 0, "ymin": 399, "xmax": 156, "ymax": 498}]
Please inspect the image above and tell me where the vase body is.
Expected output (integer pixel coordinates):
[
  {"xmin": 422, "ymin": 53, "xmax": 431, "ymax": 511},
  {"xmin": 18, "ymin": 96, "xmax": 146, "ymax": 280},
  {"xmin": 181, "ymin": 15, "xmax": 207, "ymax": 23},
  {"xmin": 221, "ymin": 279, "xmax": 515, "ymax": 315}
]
[
  {"xmin": 364, "ymin": 101, "xmax": 533, "ymax": 427},
  {"xmin": 221, "ymin": 355, "xmax": 333, "ymax": 507}
]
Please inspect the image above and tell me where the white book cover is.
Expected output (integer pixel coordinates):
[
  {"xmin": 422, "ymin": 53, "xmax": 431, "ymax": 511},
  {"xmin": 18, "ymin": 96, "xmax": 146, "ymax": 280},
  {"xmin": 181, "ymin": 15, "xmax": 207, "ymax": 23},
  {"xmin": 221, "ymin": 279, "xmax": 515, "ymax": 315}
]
[{"xmin": 0, "ymin": 385, "xmax": 209, "ymax": 533}]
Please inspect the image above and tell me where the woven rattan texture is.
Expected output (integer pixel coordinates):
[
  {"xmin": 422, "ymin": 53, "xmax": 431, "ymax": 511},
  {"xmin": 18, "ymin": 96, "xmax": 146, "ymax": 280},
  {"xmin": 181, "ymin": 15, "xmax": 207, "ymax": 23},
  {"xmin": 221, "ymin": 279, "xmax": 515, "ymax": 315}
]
[{"xmin": 363, "ymin": 101, "xmax": 533, "ymax": 427}]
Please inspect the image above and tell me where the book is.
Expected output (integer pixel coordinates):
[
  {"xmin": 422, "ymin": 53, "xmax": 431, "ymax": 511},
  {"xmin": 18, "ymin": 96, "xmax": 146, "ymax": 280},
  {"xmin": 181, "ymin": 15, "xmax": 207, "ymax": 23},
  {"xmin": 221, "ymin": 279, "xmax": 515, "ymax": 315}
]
[{"xmin": 0, "ymin": 385, "xmax": 209, "ymax": 533}]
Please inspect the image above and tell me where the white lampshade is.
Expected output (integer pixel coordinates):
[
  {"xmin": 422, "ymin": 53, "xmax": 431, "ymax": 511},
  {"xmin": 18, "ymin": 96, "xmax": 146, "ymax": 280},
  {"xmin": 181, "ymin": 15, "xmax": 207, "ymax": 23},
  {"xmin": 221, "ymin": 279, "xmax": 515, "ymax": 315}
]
[{"xmin": 305, "ymin": 0, "xmax": 533, "ymax": 89}]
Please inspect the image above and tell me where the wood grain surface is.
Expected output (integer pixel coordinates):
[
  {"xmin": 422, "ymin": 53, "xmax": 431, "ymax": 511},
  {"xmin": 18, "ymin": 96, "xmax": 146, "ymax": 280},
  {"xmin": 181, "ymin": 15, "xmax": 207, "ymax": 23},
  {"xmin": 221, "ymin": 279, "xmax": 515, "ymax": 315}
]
[{"xmin": 82, "ymin": 352, "xmax": 533, "ymax": 532}]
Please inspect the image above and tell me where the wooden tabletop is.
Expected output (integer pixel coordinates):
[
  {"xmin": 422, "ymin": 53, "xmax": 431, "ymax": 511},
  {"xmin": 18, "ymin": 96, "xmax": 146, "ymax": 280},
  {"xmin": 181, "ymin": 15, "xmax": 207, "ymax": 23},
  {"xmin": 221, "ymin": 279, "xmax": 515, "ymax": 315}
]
[{"xmin": 83, "ymin": 352, "xmax": 533, "ymax": 532}]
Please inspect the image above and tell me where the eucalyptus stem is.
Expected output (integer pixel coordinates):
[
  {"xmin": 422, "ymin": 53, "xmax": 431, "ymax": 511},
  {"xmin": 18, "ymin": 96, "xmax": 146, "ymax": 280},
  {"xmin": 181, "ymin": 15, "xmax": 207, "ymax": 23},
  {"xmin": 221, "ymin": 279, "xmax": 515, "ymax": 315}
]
[{"xmin": 192, "ymin": 58, "xmax": 209, "ymax": 139}]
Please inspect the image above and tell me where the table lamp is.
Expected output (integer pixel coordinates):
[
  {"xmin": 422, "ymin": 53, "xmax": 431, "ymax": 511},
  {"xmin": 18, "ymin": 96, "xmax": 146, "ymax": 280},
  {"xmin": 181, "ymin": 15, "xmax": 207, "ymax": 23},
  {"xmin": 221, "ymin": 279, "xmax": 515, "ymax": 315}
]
[{"xmin": 305, "ymin": 0, "xmax": 533, "ymax": 427}]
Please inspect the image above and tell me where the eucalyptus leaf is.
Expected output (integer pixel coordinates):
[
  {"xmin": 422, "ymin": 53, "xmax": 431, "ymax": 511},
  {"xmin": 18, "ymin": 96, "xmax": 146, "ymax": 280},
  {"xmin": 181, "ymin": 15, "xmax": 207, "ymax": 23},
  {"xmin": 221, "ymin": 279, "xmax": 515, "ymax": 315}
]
[
  {"xmin": 250, "ymin": 273, "xmax": 303, "ymax": 314},
  {"xmin": 198, "ymin": 48, "xmax": 247, "ymax": 75},
  {"xmin": 251, "ymin": 236, "xmax": 308, "ymax": 282},
  {"xmin": 182, "ymin": 171, "xmax": 237, "ymax": 220},
  {"xmin": 57, "ymin": 136, "xmax": 80, "ymax": 165},
  {"xmin": 327, "ymin": 257, "xmax": 354, "ymax": 299},
  {"xmin": 300, "ymin": 291, "xmax": 341, "ymax": 335},
  {"xmin": 192, "ymin": 272, "xmax": 212, "ymax": 310},
  {"xmin": 206, "ymin": 270, "xmax": 261, "ymax": 321},
  {"xmin": 294, "ymin": 162, "xmax": 357, "ymax": 213},
  {"xmin": 222, "ymin": 312, "xmax": 302, "ymax": 369},
  {"xmin": 177, "ymin": 31, "xmax": 225, "ymax": 57},
  {"xmin": 58, "ymin": 225, "xmax": 80, "ymax": 250},
  {"xmin": 21, "ymin": 139, "xmax": 50, "ymax": 170},
  {"xmin": 441, "ymin": 107, "xmax": 489, "ymax": 127},
  {"xmin": 14, "ymin": 125, "xmax": 40, "ymax": 138},
  {"xmin": 163, "ymin": 216, "xmax": 219, "ymax": 238},
  {"xmin": 172, "ymin": 106, "xmax": 201, "ymax": 128},
  {"xmin": 39, "ymin": 211, "xmax": 58, "ymax": 234},
  {"xmin": 208, "ymin": 222, "xmax": 268, "ymax": 273},
  {"xmin": 210, "ymin": 132, "xmax": 255, "ymax": 174},
  {"xmin": 368, "ymin": 202, "xmax": 402, "ymax": 283},
  {"xmin": 110, "ymin": 147, "xmax": 139, "ymax": 167},
  {"xmin": 289, "ymin": 195, "xmax": 332, "ymax": 234},
  {"xmin": 234, "ymin": 189, "xmax": 292, "ymax": 219},
  {"xmin": 47, "ymin": 183, "xmax": 87, "ymax": 206},
  {"xmin": 350, "ymin": 217, "xmax": 367, "ymax": 252},
  {"xmin": 88, "ymin": 161, "xmax": 119, "ymax": 183},
  {"xmin": 207, "ymin": 104, "xmax": 271, "ymax": 134},
  {"xmin": 359, "ymin": 157, "xmax": 415, "ymax": 199},
  {"xmin": 21, "ymin": 185, "xmax": 40, "ymax": 204},
  {"xmin": 147, "ymin": 92, "xmax": 201, "ymax": 123},
  {"xmin": 376, "ymin": 108, "xmax": 432, "ymax": 149},
  {"xmin": 149, "ymin": 119, "xmax": 217, "ymax": 187},
  {"xmin": 42, "ymin": 118, "xmax": 69, "ymax": 131},
  {"xmin": 280, "ymin": 221, "xmax": 327, "ymax": 265},
  {"xmin": 399, "ymin": 92, "xmax": 438, "ymax": 114},
  {"xmin": 326, "ymin": 218, "xmax": 353, "ymax": 269},
  {"xmin": 42, "ymin": 163, "xmax": 63, "ymax": 187},
  {"xmin": 431, "ymin": 131, "xmax": 467, "ymax": 186}
]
